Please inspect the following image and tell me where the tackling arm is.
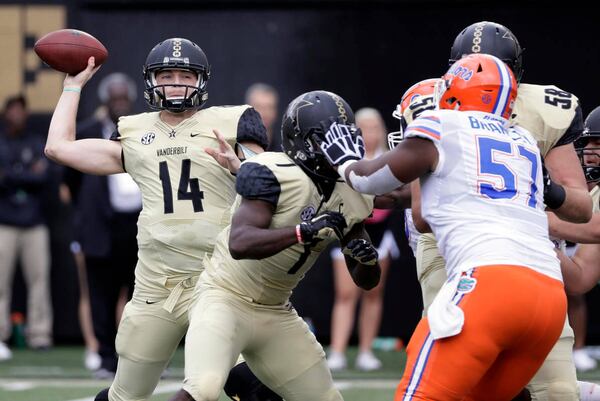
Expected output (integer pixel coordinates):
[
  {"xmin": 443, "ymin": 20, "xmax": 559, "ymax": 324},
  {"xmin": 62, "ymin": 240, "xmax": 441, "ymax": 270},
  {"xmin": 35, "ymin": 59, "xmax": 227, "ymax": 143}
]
[
  {"xmin": 557, "ymin": 245, "xmax": 600, "ymax": 295},
  {"xmin": 45, "ymin": 57, "xmax": 123, "ymax": 175},
  {"xmin": 544, "ymin": 143, "xmax": 592, "ymax": 223},
  {"xmin": 548, "ymin": 211, "xmax": 600, "ymax": 244},
  {"xmin": 339, "ymin": 138, "xmax": 438, "ymax": 195}
]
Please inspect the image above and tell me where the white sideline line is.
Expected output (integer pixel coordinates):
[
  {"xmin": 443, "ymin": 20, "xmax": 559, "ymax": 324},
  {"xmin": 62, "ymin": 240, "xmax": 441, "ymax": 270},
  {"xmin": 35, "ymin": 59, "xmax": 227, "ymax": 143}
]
[{"xmin": 65, "ymin": 382, "xmax": 183, "ymax": 401}]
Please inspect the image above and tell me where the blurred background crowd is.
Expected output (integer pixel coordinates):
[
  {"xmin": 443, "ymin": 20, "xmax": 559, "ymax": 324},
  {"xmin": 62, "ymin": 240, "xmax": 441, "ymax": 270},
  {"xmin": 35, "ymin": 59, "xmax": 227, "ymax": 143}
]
[{"xmin": 1, "ymin": 0, "xmax": 600, "ymax": 379}]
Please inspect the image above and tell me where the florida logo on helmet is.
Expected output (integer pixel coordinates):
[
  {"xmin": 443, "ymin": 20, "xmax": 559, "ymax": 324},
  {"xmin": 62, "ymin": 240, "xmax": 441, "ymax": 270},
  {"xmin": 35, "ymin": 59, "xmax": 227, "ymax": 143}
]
[{"xmin": 439, "ymin": 53, "xmax": 517, "ymax": 120}]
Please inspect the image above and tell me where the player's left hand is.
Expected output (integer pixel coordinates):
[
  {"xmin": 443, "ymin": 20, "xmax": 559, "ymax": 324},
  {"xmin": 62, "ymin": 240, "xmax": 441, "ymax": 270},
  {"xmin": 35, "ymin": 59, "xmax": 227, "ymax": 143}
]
[
  {"xmin": 319, "ymin": 121, "xmax": 365, "ymax": 167},
  {"xmin": 205, "ymin": 129, "xmax": 241, "ymax": 174},
  {"xmin": 342, "ymin": 238, "xmax": 378, "ymax": 266}
]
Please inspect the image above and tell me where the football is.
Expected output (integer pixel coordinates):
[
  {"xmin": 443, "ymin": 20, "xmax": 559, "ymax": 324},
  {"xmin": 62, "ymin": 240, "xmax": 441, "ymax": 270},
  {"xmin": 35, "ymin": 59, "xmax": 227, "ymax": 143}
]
[{"xmin": 34, "ymin": 29, "xmax": 108, "ymax": 75}]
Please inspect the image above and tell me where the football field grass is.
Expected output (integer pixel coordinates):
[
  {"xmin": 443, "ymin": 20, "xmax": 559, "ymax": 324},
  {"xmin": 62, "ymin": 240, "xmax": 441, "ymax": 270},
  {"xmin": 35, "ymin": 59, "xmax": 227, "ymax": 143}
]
[
  {"xmin": 3, "ymin": 346, "xmax": 600, "ymax": 400},
  {"xmin": 0, "ymin": 346, "xmax": 406, "ymax": 401}
]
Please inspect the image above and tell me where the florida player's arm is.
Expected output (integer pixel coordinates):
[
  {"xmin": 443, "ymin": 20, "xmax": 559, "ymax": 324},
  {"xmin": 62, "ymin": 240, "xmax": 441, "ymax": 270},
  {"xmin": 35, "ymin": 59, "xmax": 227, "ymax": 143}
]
[
  {"xmin": 544, "ymin": 144, "xmax": 592, "ymax": 224},
  {"xmin": 339, "ymin": 137, "xmax": 438, "ymax": 195},
  {"xmin": 45, "ymin": 57, "xmax": 124, "ymax": 175},
  {"xmin": 340, "ymin": 222, "xmax": 381, "ymax": 290},
  {"xmin": 557, "ymin": 244, "xmax": 600, "ymax": 295},
  {"xmin": 547, "ymin": 210, "xmax": 600, "ymax": 244}
]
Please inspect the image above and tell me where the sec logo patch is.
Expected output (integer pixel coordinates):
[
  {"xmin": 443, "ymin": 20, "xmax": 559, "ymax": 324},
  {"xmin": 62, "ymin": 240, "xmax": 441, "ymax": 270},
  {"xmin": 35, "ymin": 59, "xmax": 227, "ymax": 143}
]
[
  {"xmin": 300, "ymin": 205, "xmax": 316, "ymax": 221},
  {"xmin": 141, "ymin": 132, "xmax": 156, "ymax": 145}
]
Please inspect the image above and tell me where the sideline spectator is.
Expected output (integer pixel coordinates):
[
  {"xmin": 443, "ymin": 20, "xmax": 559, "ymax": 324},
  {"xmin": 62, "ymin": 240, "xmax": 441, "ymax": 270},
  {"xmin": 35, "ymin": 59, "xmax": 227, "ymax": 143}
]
[{"xmin": 0, "ymin": 95, "xmax": 52, "ymax": 360}]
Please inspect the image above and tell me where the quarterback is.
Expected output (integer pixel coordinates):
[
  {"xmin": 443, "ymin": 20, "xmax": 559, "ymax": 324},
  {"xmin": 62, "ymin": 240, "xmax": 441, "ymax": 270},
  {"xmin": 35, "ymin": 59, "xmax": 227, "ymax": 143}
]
[
  {"xmin": 321, "ymin": 54, "xmax": 566, "ymax": 400},
  {"xmin": 45, "ymin": 38, "xmax": 280, "ymax": 401},
  {"xmin": 168, "ymin": 91, "xmax": 381, "ymax": 401}
]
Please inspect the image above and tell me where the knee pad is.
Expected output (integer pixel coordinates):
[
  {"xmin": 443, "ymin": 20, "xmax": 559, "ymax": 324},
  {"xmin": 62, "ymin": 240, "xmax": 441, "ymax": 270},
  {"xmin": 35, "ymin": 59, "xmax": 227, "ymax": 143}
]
[
  {"xmin": 185, "ymin": 372, "xmax": 228, "ymax": 401},
  {"xmin": 94, "ymin": 387, "xmax": 110, "ymax": 401},
  {"xmin": 224, "ymin": 362, "xmax": 282, "ymax": 401}
]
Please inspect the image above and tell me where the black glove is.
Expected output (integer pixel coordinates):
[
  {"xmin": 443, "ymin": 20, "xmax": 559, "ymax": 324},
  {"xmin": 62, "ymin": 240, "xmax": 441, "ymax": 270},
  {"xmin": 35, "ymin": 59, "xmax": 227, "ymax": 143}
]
[
  {"xmin": 342, "ymin": 238, "xmax": 378, "ymax": 266},
  {"xmin": 542, "ymin": 161, "xmax": 566, "ymax": 210},
  {"xmin": 296, "ymin": 211, "xmax": 347, "ymax": 245}
]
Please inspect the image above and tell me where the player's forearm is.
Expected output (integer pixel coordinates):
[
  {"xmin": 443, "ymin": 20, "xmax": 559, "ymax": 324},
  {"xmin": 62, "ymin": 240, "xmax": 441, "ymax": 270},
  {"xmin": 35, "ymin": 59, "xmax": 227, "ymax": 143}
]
[
  {"xmin": 339, "ymin": 159, "xmax": 404, "ymax": 195},
  {"xmin": 548, "ymin": 211, "xmax": 600, "ymax": 244},
  {"xmin": 45, "ymin": 89, "xmax": 81, "ymax": 163},
  {"xmin": 338, "ymin": 138, "xmax": 435, "ymax": 196},
  {"xmin": 557, "ymin": 251, "xmax": 586, "ymax": 295},
  {"xmin": 346, "ymin": 257, "xmax": 381, "ymax": 290},
  {"xmin": 552, "ymin": 187, "xmax": 593, "ymax": 224},
  {"xmin": 228, "ymin": 225, "xmax": 298, "ymax": 260},
  {"xmin": 558, "ymin": 250, "xmax": 597, "ymax": 295}
]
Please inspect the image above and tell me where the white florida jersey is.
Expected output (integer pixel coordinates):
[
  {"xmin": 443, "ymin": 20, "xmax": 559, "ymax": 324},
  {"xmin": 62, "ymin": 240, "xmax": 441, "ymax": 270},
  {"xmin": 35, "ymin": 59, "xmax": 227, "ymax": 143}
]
[
  {"xmin": 404, "ymin": 209, "xmax": 420, "ymax": 256},
  {"xmin": 405, "ymin": 109, "xmax": 561, "ymax": 281}
]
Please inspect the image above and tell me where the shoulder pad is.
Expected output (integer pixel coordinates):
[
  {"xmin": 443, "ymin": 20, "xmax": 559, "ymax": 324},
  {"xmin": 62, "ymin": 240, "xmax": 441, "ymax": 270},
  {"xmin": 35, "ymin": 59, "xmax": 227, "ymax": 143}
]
[
  {"xmin": 514, "ymin": 84, "xmax": 579, "ymax": 130},
  {"xmin": 236, "ymin": 160, "xmax": 281, "ymax": 206},
  {"xmin": 116, "ymin": 112, "xmax": 159, "ymax": 139}
]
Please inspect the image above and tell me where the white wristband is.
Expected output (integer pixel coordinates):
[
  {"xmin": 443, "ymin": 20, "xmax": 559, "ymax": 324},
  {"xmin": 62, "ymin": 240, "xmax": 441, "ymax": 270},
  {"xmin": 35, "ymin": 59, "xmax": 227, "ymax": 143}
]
[{"xmin": 337, "ymin": 160, "xmax": 357, "ymax": 183}]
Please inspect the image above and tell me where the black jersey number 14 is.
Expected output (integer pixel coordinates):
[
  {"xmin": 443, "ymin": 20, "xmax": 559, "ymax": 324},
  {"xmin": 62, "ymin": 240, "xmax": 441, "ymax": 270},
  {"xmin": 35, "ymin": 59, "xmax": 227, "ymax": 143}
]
[{"xmin": 159, "ymin": 159, "xmax": 204, "ymax": 214}]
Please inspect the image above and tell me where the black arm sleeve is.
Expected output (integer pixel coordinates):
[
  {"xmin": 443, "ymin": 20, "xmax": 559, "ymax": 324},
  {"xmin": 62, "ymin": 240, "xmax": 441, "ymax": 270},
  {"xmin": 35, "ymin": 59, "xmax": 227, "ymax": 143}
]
[
  {"xmin": 555, "ymin": 104, "xmax": 584, "ymax": 147},
  {"xmin": 237, "ymin": 108, "xmax": 269, "ymax": 150},
  {"xmin": 235, "ymin": 162, "xmax": 281, "ymax": 207}
]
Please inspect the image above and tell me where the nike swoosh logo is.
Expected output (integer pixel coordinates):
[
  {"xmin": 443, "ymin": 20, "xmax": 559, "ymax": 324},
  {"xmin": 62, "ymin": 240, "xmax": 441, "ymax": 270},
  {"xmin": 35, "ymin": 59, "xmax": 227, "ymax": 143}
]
[
  {"xmin": 190, "ymin": 133, "xmax": 200, "ymax": 137},
  {"xmin": 145, "ymin": 300, "xmax": 158, "ymax": 304}
]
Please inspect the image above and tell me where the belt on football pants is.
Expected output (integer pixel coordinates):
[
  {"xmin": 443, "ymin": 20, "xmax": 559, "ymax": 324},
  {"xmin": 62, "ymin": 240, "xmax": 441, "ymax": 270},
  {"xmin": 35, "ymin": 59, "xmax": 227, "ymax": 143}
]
[{"xmin": 162, "ymin": 275, "xmax": 199, "ymax": 313}]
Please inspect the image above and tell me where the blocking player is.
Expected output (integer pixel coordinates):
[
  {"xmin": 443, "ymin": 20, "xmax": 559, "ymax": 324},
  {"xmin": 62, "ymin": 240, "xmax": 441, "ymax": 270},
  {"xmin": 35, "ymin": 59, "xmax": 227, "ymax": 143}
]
[
  {"xmin": 550, "ymin": 109, "xmax": 600, "ymax": 400},
  {"xmin": 406, "ymin": 21, "xmax": 592, "ymax": 401},
  {"xmin": 45, "ymin": 38, "xmax": 280, "ymax": 401},
  {"xmin": 167, "ymin": 91, "xmax": 381, "ymax": 401},
  {"xmin": 321, "ymin": 53, "xmax": 567, "ymax": 400},
  {"xmin": 387, "ymin": 78, "xmax": 441, "ymax": 283},
  {"xmin": 555, "ymin": 106, "xmax": 600, "ymax": 295}
]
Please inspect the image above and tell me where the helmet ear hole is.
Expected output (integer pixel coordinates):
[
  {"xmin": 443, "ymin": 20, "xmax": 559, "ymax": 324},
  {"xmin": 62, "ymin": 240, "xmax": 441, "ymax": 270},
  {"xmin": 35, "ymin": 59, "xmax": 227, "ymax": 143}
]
[{"xmin": 477, "ymin": 64, "xmax": 484, "ymax": 73}]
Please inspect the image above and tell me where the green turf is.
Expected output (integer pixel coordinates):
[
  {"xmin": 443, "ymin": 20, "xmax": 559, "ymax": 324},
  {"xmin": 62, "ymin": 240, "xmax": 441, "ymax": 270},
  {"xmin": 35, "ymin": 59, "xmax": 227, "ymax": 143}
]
[
  {"xmin": 0, "ymin": 346, "xmax": 404, "ymax": 401},
  {"xmin": 3, "ymin": 345, "xmax": 600, "ymax": 401}
]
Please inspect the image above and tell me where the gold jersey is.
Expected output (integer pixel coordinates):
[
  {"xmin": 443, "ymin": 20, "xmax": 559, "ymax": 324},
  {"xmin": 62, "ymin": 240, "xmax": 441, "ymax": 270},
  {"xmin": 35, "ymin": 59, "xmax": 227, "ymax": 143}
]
[
  {"xmin": 511, "ymin": 83, "xmax": 582, "ymax": 157},
  {"xmin": 114, "ymin": 105, "xmax": 255, "ymax": 291},
  {"xmin": 201, "ymin": 152, "xmax": 374, "ymax": 305}
]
